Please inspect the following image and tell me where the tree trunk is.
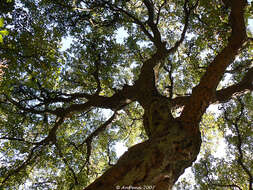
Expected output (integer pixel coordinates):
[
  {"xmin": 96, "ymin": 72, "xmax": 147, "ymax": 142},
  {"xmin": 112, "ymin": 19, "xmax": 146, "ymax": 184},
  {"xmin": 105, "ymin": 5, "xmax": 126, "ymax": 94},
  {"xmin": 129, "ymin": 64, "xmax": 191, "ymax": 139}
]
[{"xmin": 84, "ymin": 99, "xmax": 202, "ymax": 190}]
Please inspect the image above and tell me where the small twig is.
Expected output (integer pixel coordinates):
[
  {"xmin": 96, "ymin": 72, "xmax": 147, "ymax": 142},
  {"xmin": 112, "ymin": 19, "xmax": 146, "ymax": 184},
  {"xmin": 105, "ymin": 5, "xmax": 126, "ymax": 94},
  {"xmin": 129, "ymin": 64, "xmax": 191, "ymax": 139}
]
[
  {"xmin": 78, "ymin": 112, "xmax": 117, "ymax": 168},
  {"xmin": 167, "ymin": 0, "xmax": 199, "ymax": 55},
  {"xmin": 55, "ymin": 142, "xmax": 79, "ymax": 186}
]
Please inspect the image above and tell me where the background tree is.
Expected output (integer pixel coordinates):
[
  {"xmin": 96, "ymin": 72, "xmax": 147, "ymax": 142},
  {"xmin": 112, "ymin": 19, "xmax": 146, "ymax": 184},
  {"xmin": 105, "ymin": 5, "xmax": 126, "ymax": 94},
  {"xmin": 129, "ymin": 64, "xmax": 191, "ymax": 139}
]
[{"xmin": 0, "ymin": 0, "xmax": 252, "ymax": 190}]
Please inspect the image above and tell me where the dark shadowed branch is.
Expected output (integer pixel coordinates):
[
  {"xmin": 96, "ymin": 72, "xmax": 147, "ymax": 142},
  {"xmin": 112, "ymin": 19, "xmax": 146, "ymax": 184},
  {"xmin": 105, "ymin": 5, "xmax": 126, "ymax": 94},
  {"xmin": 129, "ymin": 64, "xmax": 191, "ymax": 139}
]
[{"xmin": 78, "ymin": 112, "xmax": 117, "ymax": 166}]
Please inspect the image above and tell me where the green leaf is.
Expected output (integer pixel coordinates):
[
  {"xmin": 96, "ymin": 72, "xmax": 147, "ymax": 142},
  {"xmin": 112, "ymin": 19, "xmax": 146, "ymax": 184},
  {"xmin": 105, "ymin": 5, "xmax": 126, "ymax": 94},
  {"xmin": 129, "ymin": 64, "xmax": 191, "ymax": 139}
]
[
  {"xmin": 0, "ymin": 30, "xmax": 9, "ymax": 36},
  {"xmin": 0, "ymin": 18, "xmax": 4, "ymax": 27}
]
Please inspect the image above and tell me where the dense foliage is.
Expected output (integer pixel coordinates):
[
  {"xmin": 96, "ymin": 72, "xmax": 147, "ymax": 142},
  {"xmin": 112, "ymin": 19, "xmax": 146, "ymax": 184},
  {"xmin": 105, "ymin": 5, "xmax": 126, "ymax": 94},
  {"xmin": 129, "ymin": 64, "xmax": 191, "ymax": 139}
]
[{"xmin": 0, "ymin": 0, "xmax": 252, "ymax": 189}]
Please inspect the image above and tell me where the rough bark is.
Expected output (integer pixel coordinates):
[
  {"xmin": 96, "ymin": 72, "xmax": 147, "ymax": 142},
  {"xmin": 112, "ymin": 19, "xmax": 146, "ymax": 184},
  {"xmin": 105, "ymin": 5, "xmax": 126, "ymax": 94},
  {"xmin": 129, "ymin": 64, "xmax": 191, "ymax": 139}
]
[{"xmin": 84, "ymin": 117, "xmax": 201, "ymax": 190}]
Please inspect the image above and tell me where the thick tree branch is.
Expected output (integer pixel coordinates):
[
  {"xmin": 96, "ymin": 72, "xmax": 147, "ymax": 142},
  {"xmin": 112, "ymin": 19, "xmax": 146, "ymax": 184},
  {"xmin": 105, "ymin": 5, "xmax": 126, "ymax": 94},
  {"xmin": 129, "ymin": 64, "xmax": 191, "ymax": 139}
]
[
  {"xmin": 60, "ymin": 86, "xmax": 135, "ymax": 115},
  {"xmin": 134, "ymin": 50, "xmax": 168, "ymax": 107},
  {"xmin": 42, "ymin": 91, "xmax": 92, "ymax": 104},
  {"xmin": 215, "ymin": 67, "xmax": 253, "ymax": 103},
  {"xmin": 143, "ymin": 0, "xmax": 163, "ymax": 47},
  {"xmin": 127, "ymin": 0, "xmax": 199, "ymax": 101},
  {"xmin": 170, "ymin": 67, "xmax": 252, "ymax": 108},
  {"xmin": 6, "ymin": 83, "xmax": 135, "ymax": 119},
  {"xmin": 225, "ymin": 59, "xmax": 252, "ymax": 74},
  {"xmin": 91, "ymin": 61, "xmax": 251, "ymax": 112},
  {"xmin": 170, "ymin": 66, "xmax": 253, "ymax": 109},
  {"xmin": 180, "ymin": 0, "xmax": 247, "ymax": 133}
]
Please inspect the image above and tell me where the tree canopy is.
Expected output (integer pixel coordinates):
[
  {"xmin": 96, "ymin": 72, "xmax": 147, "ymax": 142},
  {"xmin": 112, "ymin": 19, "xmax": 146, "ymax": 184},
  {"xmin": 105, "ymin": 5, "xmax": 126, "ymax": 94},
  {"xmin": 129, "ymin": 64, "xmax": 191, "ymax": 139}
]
[{"xmin": 0, "ymin": 0, "xmax": 252, "ymax": 189}]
